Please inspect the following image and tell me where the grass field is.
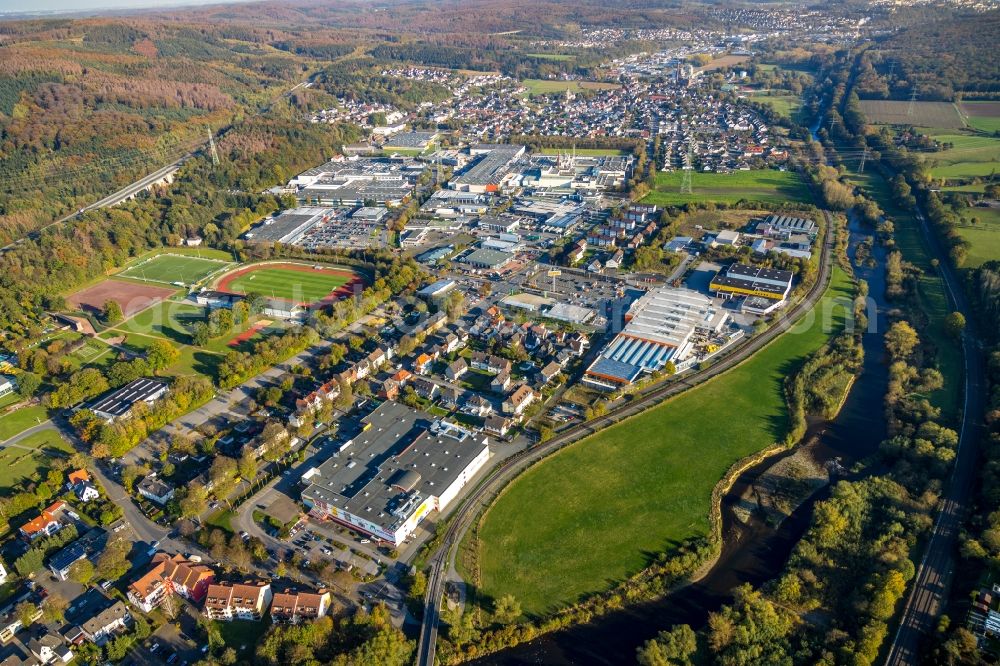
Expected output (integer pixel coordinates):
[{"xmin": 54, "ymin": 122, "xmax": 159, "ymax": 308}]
[
  {"xmin": 470, "ymin": 268, "xmax": 855, "ymax": 616},
  {"xmin": 521, "ymin": 79, "xmax": 620, "ymax": 95},
  {"xmin": 859, "ymin": 100, "xmax": 965, "ymax": 129},
  {"xmin": 119, "ymin": 253, "xmax": 232, "ymax": 285},
  {"xmin": 919, "ymin": 130, "xmax": 1000, "ymax": 180},
  {"xmin": 220, "ymin": 265, "xmax": 353, "ymax": 304},
  {"xmin": 116, "ymin": 300, "xmax": 206, "ymax": 345},
  {"xmin": 956, "ymin": 207, "xmax": 1000, "ymax": 267},
  {"xmin": 960, "ymin": 101, "xmax": 1000, "ymax": 133},
  {"xmin": 641, "ymin": 169, "xmax": 811, "ymax": 207},
  {"xmin": 748, "ymin": 91, "xmax": 802, "ymax": 121},
  {"xmin": 0, "ymin": 430, "xmax": 73, "ymax": 491},
  {"xmin": 0, "ymin": 404, "xmax": 49, "ymax": 441}
]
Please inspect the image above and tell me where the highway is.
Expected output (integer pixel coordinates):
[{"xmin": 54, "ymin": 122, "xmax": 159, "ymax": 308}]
[
  {"xmin": 883, "ymin": 205, "xmax": 986, "ymax": 664},
  {"xmin": 414, "ymin": 207, "xmax": 837, "ymax": 666}
]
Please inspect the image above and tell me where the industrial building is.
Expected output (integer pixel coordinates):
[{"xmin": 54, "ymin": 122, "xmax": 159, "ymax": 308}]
[
  {"xmin": 288, "ymin": 156, "xmax": 421, "ymax": 206},
  {"xmin": 300, "ymin": 401, "xmax": 490, "ymax": 545},
  {"xmin": 709, "ymin": 263, "xmax": 794, "ymax": 302},
  {"xmin": 464, "ymin": 248, "xmax": 514, "ymax": 270},
  {"xmin": 584, "ymin": 287, "xmax": 727, "ymax": 389},
  {"xmin": 449, "ymin": 145, "xmax": 525, "ymax": 193},
  {"xmin": 760, "ymin": 214, "xmax": 817, "ymax": 238},
  {"xmin": 89, "ymin": 378, "xmax": 169, "ymax": 422}
]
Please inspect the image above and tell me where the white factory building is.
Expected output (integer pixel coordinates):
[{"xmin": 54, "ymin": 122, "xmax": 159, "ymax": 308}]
[
  {"xmin": 584, "ymin": 287, "xmax": 728, "ymax": 389},
  {"xmin": 300, "ymin": 402, "xmax": 490, "ymax": 545}
]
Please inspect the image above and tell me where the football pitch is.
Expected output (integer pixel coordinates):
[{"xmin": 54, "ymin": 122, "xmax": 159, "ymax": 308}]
[
  {"xmin": 219, "ymin": 264, "xmax": 356, "ymax": 304},
  {"xmin": 119, "ymin": 253, "xmax": 232, "ymax": 285}
]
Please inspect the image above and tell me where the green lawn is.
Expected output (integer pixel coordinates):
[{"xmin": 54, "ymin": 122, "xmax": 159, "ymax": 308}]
[
  {"xmin": 470, "ymin": 267, "xmax": 855, "ymax": 616},
  {"xmin": 225, "ymin": 267, "xmax": 350, "ymax": 303},
  {"xmin": 0, "ymin": 430, "xmax": 72, "ymax": 491},
  {"xmin": 64, "ymin": 337, "xmax": 116, "ymax": 370},
  {"xmin": 521, "ymin": 79, "xmax": 620, "ymax": 95},
  {"xmin": 0, "ymin": 405, "xmax": 49, "ymax": 441},
  {"xmin": 118, "ymin": 253, "xmax": 232, "ymax": 285},
  {"xmin": 748, "ymin": 91, "xmax": 803, "ymax": 121},
  {"xmin": 957, "ymin": 226, "xmax": 1000, "ymax": 267},
  {"xmin": 918, "ymin": 130, "xmax": 1000, "ymax": 181},
  {"xmin": 116, "ymin": 300, "xmax": 205, "ymax": 345},
  {"xmin": 642, "ymin": 169, "xmax": 811, "ymax": 207}
]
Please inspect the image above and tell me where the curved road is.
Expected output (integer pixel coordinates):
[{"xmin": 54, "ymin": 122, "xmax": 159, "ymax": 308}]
[{"xmin": 415, "ymin": 207, "xmax": 838, "ymax": 666}]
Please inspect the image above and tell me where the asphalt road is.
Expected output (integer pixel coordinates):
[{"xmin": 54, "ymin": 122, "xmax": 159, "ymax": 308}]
[
  {"xmin": 414, "ymin": 209, "xmax": 837, "ymax": 666},
  {"xmin": 883, "ymin": 206, "xmax": 986, "ymax": 665}
]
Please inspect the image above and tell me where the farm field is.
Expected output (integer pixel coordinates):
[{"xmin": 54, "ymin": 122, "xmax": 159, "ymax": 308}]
[
  {"xmin": 118, "ymin": 253, "xmax": 232, "ymax": 285},
  {"xmin": 468, "ymin": 267, "xmax": 854, "ymax": 616},
  {"xmin": 0, "ymin": 430, "xmax": 73, "ymax": 491},
  {"xmin": 217, "ymin": 263, "xmax": 360, "ymax": 305},
  {"xmin": 859, "ymin": 100, "xmax": 965, "ymax": 128},
  {"xmin": 642, "ymin": 169, "xmax": 811, "ymax": 207},
  {"xmin": 960, "ymin": 101, "xmax": 1000, "ymax": 133},
  {"xmin": 521, "ymin": 79, "xmax": 620, "ymax": 95},
  {"xmin": 0, "ymin": 404, "xmax": 49, "ymax": 441},
  {"xmin": 919, "ymin": 130, "xmax": 1000, "ymax": 180},
  {"xmin": 695, "ymin": 54, "xmax": 749, "ymax": 72}
]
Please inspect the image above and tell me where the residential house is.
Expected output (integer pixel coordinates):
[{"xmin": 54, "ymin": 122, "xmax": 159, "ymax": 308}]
[
  {"xmin": 27, "ymin": 632, "xmax": 73, "ymax": 664},
  {"xmin": 136, "ymin": 475, "xmax": 175, "ymax": 505},
  {"xmin": 19, "ymin": 501, "xmax": 66, "ymax": 542},
  {"xmin": 0, "ymin": 603, "xmax": 42, "ymax": 644},
  {"xmin": 484, "ymin": 415, "xmax": 513, "ymax": 438},
  {"xmin": 379, "ymin": 379, "xmax": 401, "ymax": 401},
  {"xmin": 538, "ymin": 361, "xmax": 562, "ymax": 384},
  {"xmin": 502, "ymin": 384, "xmax": 537, "ymax": 416},
  {"xmin": 439, "ymin": 387, "xmax": 462, "ymax": 410},
  {"xmin": 49, "ymin": 527, "xmax": 108, "ymax": 581},
  {"xmin": 79, "ymin": 600, "xmax": 130, "ymax": 645},
  {"xmin": 490, "ymin": 371, "xmax": 511, "ymax": 394},
  {"xmin": 203, "ymin": 582, "xmax": 272, "ymax": 621},
  {"xmin": 411, "ymin": 377, "xmax": 439, "ymax": 400},
  {"xmin": 74, "ymin": 483, "xmax": 99, "ymax": 503},
  {"xmin": 270, "ymin": 589, "xmax": 332, "ymax": 624},
  {"xmin": 127, "ymin": 553, "xmax": 215, "ymax": 612},
  {"xmin": 461, "ymin": 395, "xmax": 493, "ymax": 418},
  {"xmin": 414, "ymin": 353, "xmax": 434, "ymax": 375},
  {"xmin": 444, "ymin": 358, "xmax": 468, "ymax": 381}
]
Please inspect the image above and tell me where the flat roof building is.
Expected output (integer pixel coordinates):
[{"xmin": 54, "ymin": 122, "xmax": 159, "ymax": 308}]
[
  {"xmin": 763, "ymin": 214, "xmax": 816, "ymax": 237},
  {"xmin": 709, "ymin": 263, "xmax": 794, "ymax": 301},
  {"xmin": 300, "ymin": 401, "xmax": 490, "ymax": 546},
  {"xmin": 450, "ymin": 145, "xmax": 525, "ymax": 193},
  {"xmin": 585, "ymin": 287, "xmax": 727, "ymax": 389},
  {"xmin": 464, "ymin": 248, "xmax": 514, "ymax": 270},
  {"xmin": 89, "ymin": 378, "xmax": 168, "ymax": 422}
]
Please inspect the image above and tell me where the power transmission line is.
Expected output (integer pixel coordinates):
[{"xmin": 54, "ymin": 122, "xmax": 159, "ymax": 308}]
[
  {"xmin": 907, "ymin": 88, "xmax": 918, "ymax": 117},
  {"xmin": 207, "ymin": 126, "xmax": 220, "ymax": 167},
  {"xmin": 680, "ymin": 142, "xmax": 693, "ymax": 195}
]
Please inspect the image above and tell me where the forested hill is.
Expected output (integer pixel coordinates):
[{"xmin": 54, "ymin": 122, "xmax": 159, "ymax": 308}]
[
  {"xmin": 853, "ymin": 10, "xmax": 1000, "ymax": 101},
  {"xmin": 0, "ymin": 18, "xmax": 333, "ymax": 245}
]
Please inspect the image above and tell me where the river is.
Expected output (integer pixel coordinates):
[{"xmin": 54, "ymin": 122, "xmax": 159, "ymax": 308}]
[{"xmin": 473, "ymin": 121, "xmax": 890, "ymax": 665}]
